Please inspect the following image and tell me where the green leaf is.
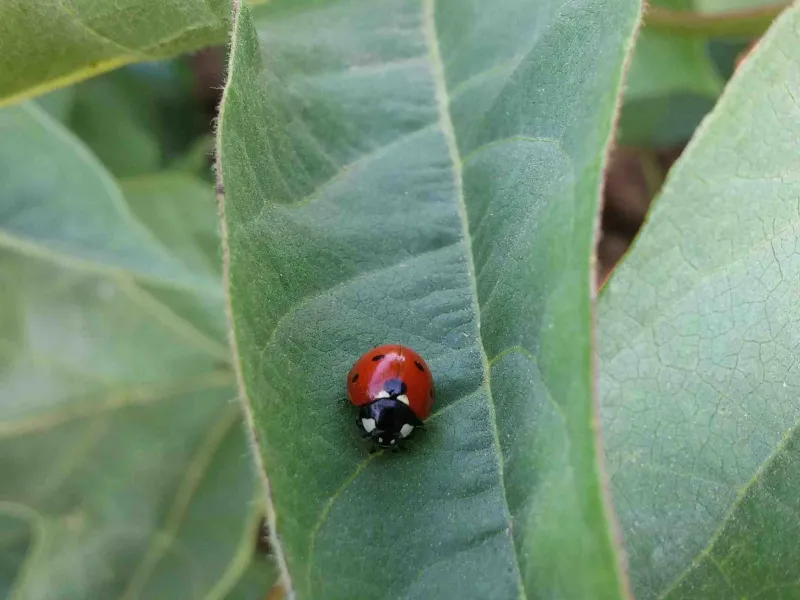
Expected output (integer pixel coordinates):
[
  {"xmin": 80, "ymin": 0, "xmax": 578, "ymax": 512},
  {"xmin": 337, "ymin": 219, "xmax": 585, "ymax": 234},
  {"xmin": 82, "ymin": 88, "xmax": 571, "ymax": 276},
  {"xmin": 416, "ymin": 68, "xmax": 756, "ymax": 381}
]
[
  {"xmin": 226, "ymin": 552, "xmax": 280, "ymax": 600},
  {"xmin": 35, "ymin": 88, "xmax": 76, "ymax": 123},
  {"xmin": 0, "ymin": 103, "xmax": 214, "ymax": 293},
  {"xmin": 599, "ymin": 4, "xmax": 800, "ymax": 598},
  {"xmin": 67, "ymin": 65, "xmax": 211, "ymax": 177},
  {"xmin": 619, "ymin": 0, "xmax": 787, "ymax": 148},
  {"xmin": 217, "ymin": 1, "xmax": 639, "ymax": 598},
  {"xmin": 120, "ymin": 173, "xmax": 228, "ymax": 344},
  {"xmin": 618, "ymin": 29, "xmax": 722, "ymax": 146},
  {"xmin": 645, "ymin": 1, "xmax": 786, "ymax": 37},
  {"xmin": 688, "ymin": 0, "xmax": 784, "ymax": 17},
  {"xmin": 69, "ymin": 72, "xmax": 163, "ymax": 177},
  {"xmin": 0, "ymin": 103, "xmax": 268, "ymax": 598},
  {"xmin": 169, "ymin": 135, "xmax": 216, "ymax": 181},
  {"xmin": 0, "ymin": 0, "xmax": 230, "ymax": 107},
  {"xmin": 618, "ymin": 0, "xmax": 723, "ymax": 146},
  {"xmin": 625, "ymin": 32, "xmax": 721, "ymax": 101}
]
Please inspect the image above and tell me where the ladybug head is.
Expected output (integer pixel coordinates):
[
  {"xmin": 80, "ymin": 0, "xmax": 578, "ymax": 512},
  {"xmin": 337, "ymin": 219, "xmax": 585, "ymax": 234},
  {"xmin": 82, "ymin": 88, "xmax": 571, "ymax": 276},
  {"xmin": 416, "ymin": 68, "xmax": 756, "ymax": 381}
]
[{"xmin": 357, "ymin": 397, "xmax": 421, "ymax": 449}]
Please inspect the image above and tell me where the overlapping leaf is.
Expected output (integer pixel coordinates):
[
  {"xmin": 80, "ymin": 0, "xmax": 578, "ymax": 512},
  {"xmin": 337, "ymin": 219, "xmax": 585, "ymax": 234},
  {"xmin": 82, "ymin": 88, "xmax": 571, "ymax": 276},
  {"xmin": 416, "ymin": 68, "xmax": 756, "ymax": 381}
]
[
  {"xmin": 599, "ymin": 4, "xmax": 800, "ymax": 598},
  {"xmin": 619, "ymin": 0, "xmax": 787, "ymax": 146},
  {"xmin": 0, "ymin": 103, "xmax": 267, "ymax": 599},
  {"xmin": 619, "ymin": 28, "xmax": 721, "ymax": 146},
  {"xmin": 0, "ymin": 0, "xmax": 232, "ymax": 106},
  {"xmin": 618, "ymin": 0, "xmax": 723, "ymax": 146},
  {"xmin": 217, "ymin": 0, "xmax": 639, "ymax": 598}
]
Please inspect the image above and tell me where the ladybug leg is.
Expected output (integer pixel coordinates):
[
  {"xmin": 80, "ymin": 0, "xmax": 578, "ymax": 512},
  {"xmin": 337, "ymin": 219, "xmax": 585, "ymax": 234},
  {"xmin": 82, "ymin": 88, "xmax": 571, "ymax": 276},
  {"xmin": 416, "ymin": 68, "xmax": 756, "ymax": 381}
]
[{"xmin": 357, "ymin": 425, "xmax": 371, "ymax": 439}]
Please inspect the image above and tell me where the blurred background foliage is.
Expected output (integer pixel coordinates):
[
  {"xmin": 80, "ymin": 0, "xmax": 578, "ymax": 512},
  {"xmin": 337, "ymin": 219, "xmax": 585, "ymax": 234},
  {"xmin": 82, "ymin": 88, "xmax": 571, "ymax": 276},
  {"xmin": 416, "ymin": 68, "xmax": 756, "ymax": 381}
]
[
  {"xmin": 0, "ymin": 0, "xmax": 789, "ymax": 597},
  {"xmin": 1, "ymin": 48, "xmax": 275, "ymax": 599},
  {"xmin": 598, "ymin": 0, "xmax": 783, "ymax": 283},
  {"xmin": 36, "ymin": 58, "xmax": 219, "ymax": 180}
]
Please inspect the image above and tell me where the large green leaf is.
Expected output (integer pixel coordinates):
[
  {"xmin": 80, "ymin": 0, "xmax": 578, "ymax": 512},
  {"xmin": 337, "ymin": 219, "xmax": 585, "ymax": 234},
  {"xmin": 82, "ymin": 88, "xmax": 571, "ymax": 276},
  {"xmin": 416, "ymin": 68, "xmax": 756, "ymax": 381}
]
[
  {"xmin": 0, "ymin": 103, "xmax": 269, "ymax": 598},
  {"xmin": 599, "ymin": 4, "xmax": 800, "ymax": 598},
  {"xmin": 217, "ymin": 0, "xmax": 639, "ymax": 598},
  {"xmin": 0, "ymin": 0, "xmax": 230, "ymax": 107}
]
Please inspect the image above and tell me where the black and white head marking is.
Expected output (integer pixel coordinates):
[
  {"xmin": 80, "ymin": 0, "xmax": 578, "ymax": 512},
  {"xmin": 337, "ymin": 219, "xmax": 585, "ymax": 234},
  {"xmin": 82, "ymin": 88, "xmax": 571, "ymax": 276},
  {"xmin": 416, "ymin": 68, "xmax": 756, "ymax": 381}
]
[{"xmin": 357, "ymin": 396, "xmax": 423, "ymax": 448}]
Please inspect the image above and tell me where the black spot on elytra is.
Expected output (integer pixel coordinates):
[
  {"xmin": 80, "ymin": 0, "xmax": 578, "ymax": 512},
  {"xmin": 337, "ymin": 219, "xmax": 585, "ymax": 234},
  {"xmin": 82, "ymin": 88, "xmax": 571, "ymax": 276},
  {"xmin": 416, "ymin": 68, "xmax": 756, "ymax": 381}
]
[
  {"xmin": 371, "ymin": 354, "xmax": 385, "ymax": 361},
  {"xmin": 351, "ymin": 373, "xmax": 359, "ymax": 383},
  {"xmin": 414, "ymin": 360, "xmax": 425, "ymax": 372}
]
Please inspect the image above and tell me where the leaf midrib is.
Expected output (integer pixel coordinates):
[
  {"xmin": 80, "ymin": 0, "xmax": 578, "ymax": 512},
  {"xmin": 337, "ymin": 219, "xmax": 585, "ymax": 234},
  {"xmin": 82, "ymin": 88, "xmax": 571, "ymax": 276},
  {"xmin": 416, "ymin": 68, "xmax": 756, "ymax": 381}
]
[{"xmin": 421, "ymin": 0, "xmax": 527, "ymax": 597}]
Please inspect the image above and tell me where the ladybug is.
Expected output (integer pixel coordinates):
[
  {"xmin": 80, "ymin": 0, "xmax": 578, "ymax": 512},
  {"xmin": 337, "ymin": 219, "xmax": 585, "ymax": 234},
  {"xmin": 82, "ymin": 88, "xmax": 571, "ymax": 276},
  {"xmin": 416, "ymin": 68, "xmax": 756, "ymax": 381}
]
[{"xmin": 347, "ymin": 344, "xmax": 434, "ymax": 449}]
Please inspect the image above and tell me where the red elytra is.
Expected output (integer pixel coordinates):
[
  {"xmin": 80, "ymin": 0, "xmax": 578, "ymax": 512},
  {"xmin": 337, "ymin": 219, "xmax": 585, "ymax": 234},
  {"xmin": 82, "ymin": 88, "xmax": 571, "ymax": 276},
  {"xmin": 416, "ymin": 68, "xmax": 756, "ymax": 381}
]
[
  {"xmin": 347, "ymin": 344, "xmax": 435, "ymax": 448},
  {"xmin": 347, "ymin": 344, "xmax": 435, "ymax": 418}
]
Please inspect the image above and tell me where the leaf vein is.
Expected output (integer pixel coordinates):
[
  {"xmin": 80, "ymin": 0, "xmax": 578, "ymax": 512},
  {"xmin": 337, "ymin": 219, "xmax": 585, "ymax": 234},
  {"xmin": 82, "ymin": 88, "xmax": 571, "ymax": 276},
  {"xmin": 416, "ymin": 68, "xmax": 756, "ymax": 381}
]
[
  {"xmin": 305, "ymin": 454, "xmax": 378, "ymax": 594},
  {"xmin": 0, "ymin": 373, "xmax": 234, "ymax": 439},
  {"xmin": 118, "ymin": 405, "xmax": 242, "ymax": 600},
  {"xmin": 290, "ymin": 122, "xmax": 439, "ymax": 208},
  {"xmin": 603, "ymin": 210, "xmax": 800, "ymax": 365},
  {"xmin": 260, "ymin": 241, "xmax": 461, "ymax": 352},
  {"xmin": 656, "ymin": 414, "xmax": 800, "ymax": 599},
  {"xmin": 55, "ymin": 0, "xmax": 155, "ymax": 59},
  {"xmin": 117, "ymin": 279, "xmax": 230, "ymax": 360},
  {"xmin": 422, "ymin": 1, "xmax": 527, "ymax": 598},
  {"xmin": 489, "ymin": 345, "xmax": 568, "ymax": 424}
]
